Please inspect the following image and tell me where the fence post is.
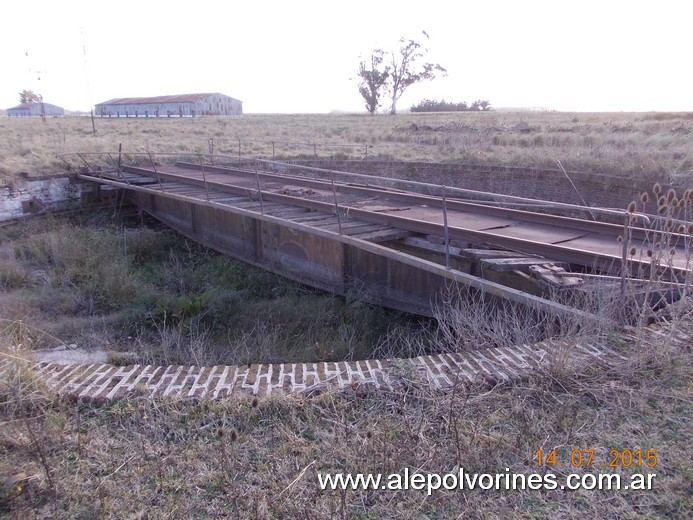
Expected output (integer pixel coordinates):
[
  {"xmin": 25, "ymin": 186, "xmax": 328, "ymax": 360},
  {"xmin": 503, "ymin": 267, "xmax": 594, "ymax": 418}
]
[
  {"xmin": 442, "ymin": 186, "xmax": 451, "ymax": 270},
  {"xmin": 208, "ymin": 138, "xmax": 214, "ymax": 155},
  {"xmin": 237, "ymin": 137, "xmax": 241, "ymax": 165}
]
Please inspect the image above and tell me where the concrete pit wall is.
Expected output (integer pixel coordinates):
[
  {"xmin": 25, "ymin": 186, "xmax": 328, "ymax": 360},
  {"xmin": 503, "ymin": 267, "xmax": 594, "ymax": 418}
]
[{"xmin": 0, "ymin": 175, "xmax": 94, "ymax": 222}]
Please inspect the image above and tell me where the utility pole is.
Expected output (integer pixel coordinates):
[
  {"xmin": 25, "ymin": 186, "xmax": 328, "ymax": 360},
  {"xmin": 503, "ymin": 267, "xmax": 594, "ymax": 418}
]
[{"xmin": 26, "ymin": 51, "xmax": 47, "ymax": 123}]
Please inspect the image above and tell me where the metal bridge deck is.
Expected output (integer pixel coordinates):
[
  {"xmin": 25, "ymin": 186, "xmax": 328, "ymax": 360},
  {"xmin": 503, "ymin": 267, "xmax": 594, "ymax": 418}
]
[
  {"xmin": 72, "ymin": 159, "xmax": 689, "ymax": 317},
  {"xmin": 113, "ymin": 162, "xmax": 687, "ymax": 272}
]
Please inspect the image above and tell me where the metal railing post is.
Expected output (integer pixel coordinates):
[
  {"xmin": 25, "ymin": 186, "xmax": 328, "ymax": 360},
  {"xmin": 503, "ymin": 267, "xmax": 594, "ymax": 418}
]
[
  {"xmin": 331, "ymin": 170, "xmax": 342, "ymax": 235},
  {"xmin": 107, "ymin": 153, "xmax": 131, "ymax": 186},
  {"xmin": 147, "ymin": 151, "xmax": 164, "ymax": 191},
  {"xmin": 199, "ymin": 155, "xmax": 210, "ymax": 201},
  {"xmin": 56, "ymin": 155, "xmax": 74, "ymax": 172},
  {"xmin": 442, "ymin": 186, "xmax": 451, "ymax": 270},
  {"xmin": 76, "ymin": 153, "xmax": 102, "ymax": 180},
  {"xmin": 558, "ymin": 160, "xmax": 596, "ymax": 221},
  {"xmin": 254, "ymin": 159, "xmax": 265, "ymax": 215}
]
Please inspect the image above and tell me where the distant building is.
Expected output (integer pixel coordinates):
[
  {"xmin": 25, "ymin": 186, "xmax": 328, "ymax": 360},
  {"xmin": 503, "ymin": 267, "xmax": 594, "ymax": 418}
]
[
  {"xmin": 94, "ymin": 93, "xmax": 243, "ymax": 118},
  {"xmin": 6, "ymin": 102, "xmax": 65, "ymax": 117}
]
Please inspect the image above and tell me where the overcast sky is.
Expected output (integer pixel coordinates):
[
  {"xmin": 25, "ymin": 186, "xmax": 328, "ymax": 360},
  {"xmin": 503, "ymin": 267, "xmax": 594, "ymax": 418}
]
[{"xmin": 1, "ymin": 0, "xmax": 691, "ymax": 113}]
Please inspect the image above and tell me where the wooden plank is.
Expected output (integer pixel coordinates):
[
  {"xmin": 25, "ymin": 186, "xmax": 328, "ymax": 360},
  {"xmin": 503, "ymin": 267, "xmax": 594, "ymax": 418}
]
[
  {"xmin": 290, "ymin": 212, "xmax": 336, "ymax": 223},
  {"xmin": 232, "ymin": 201, "xmax": 283, "ymax": 210},
  {"xmin": 318, "ymin": 221, "xmax": 385, "ymax": 234},
  {"xmin": 460, "ymin": 248, "xmax": 543, "ymax": 261},
  {"xmin": 355, "ymin": 228, "xmax": 410, "ymax": 243},
  {"xmin": 342, "ymin": 224, "xmax": 387, "ymax": 236},
  {"xmin": 480, "ymin": 257, "xmax": 560, "ymax": 273},
  {"xmin": 529, "ymin": 264, "xmax": 584, "ymax": 287},
  {"xmin": 313, "ymin": 220, "xmax": 374, "ymax": 232},
  {"xmin": 207, "ymin": 196, "xmax": 249, "ymax": 204},
  {"xmin": 206, "ymin": 192, "xmax": 246, "ymax": 200},
  {"xmin": 401, "ymin": 237, "xmax": 462, "ymax": 256},
  {"xmin": 166, "ymin": 189, "xmax": 209, "ymax": 197},
  {"xmin": 263, "ymin": 207, "xmax": 312, "ymax": 218}
]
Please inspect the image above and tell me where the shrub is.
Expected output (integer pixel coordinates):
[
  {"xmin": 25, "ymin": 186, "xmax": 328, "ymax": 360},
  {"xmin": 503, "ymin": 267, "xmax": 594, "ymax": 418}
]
[{"xmin": 410, "ymin": 99, "xmax": 492, "ymax": 112}]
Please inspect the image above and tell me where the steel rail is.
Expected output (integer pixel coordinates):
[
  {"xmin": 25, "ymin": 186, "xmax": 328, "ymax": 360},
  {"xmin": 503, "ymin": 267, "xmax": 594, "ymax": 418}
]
[
  {"xmin": 174, "ymin": 161, "xmax": 660, "ymax": 243},
  {"xmin": 59, "ymin": 152, "xmax": 652, "ymax": 226},
  {"xmin": 253, "ymin": 158, "xmax": 654, "ymax": 226}
]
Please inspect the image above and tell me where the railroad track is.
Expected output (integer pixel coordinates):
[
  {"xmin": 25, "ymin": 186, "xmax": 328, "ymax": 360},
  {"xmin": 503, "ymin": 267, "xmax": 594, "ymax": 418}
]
[
  {"xmin": 62, "ymin": 153, "xmax": 691, "ymax": 316},
  {"xmin": 96, "ymin": 161, "xmax": 688, "ymax": 274}
]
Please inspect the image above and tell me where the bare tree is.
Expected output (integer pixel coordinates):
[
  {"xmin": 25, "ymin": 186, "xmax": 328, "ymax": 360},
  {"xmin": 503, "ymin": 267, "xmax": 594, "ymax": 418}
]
[
  {"xmin": 357, "ymin": 50, "xmax": 390, "ymax": 115},
  {"xmin": 19, "ymin": 89, "xmax": 42, "ymax": 104},
  {"xmin": 387, "ymin": 32, "xmax": 446, "ymax": 115}
]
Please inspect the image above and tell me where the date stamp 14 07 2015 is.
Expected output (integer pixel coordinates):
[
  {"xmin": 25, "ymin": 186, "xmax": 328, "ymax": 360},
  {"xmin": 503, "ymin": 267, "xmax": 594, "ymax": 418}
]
[{"xmin": 535, "ymin": 449, "xmax": 657, "ymax": 470}]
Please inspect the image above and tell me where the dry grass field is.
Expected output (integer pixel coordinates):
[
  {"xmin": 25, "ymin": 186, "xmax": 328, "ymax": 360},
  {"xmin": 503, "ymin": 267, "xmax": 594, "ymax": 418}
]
[
  {"xmin": 0, "ymin": 111, "xmax": 691, "ymax": 518},
  {"xmin": 1, "ymin": 111, "xmax": 692, "ymax": 182}
]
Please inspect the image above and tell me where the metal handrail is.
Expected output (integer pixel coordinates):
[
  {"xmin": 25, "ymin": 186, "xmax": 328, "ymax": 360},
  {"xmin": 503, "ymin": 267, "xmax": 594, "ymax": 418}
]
[{"xmin": 57, "ymin": 151, "xmax": 671, "ymax": 229}]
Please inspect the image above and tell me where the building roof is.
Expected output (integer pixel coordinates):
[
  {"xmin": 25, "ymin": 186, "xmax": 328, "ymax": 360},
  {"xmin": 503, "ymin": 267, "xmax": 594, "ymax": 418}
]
[
  {"xmin": 8, "ymin": 103, "xmax": 35, "ymax": 110},
  {"xmin": 96, "ymin": 93, "xmax": 239, "ymax": 106},
  {"xmin": 7, "ymin": 102, "xmax": 62, "ymax": 111}
]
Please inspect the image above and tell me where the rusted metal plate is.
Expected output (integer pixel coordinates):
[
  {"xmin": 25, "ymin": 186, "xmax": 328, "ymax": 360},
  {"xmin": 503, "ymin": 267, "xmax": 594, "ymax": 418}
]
[
  {"xmin": 376, "ymin": 204, "xmax": 515, "ymax": 231},
  {"xmin": 489, "ymin": 222, "xmax": 589, "ymax": 244}
]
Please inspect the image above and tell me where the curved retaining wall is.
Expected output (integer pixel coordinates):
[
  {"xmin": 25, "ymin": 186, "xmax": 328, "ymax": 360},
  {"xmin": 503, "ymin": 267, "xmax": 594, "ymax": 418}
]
[
  {"xmin": 6, "ymin": 315, "xmax": 691, "ymax": 404},
  {"xmin": 32, "ymin": 339, "xmax": 623, "ymax": 403}
]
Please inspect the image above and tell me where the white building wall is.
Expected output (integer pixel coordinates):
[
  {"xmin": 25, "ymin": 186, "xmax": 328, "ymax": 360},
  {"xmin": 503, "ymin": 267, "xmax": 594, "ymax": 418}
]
[{"xmin": 96, "ymin": 94, "xmax": 242, "ymax": 117}]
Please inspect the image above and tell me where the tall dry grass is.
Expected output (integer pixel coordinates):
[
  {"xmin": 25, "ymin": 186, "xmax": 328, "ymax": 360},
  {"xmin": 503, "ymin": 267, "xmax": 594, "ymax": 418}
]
[
  {"xmin": 1, "ymin": 111, "xmax": 691, "ymax": 182},
  {"xmin": 0, "ymin": 214, "xmax": 410, "ymax": 365}
]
